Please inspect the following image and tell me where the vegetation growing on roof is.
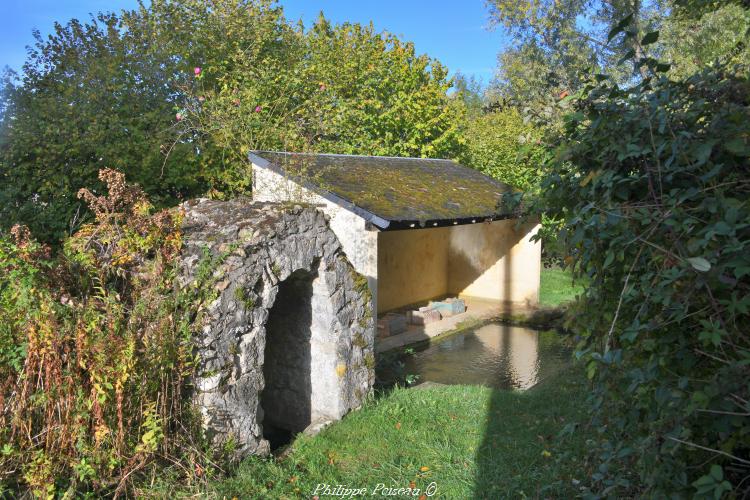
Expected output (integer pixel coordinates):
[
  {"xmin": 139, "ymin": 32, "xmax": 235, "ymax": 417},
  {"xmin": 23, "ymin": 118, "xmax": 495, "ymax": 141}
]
[{"xmin": 255, "ymin": 152, "xmax": 520, "ymax": 224}]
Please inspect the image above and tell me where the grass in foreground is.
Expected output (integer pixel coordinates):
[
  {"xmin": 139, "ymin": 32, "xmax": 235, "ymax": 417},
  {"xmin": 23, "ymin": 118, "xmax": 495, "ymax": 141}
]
[
  {"xmin": 139, "ymin": 364, "xmax": 591, "ymax": 499},
  {"xmin": 540, "ymin": 266, "xmax": 586, "ymax": 307}
]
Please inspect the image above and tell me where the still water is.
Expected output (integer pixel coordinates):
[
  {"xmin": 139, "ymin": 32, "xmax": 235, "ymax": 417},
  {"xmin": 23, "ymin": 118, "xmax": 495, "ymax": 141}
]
[{"xmin": 398, "ymin": 322, "xmax": 572, "ymax": 390}]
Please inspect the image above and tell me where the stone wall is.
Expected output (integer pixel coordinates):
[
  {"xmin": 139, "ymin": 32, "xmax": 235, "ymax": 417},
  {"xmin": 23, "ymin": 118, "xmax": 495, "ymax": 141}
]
[{"xmin": 179, "ymin": 198, "xmax": 375, "ymax": 457}]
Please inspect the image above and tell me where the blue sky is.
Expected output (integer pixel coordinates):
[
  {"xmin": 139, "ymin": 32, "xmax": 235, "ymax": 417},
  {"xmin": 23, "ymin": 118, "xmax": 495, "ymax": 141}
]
[{"xmin": 0, "ymin": 0, "xmax": 508, "ymax": 85}]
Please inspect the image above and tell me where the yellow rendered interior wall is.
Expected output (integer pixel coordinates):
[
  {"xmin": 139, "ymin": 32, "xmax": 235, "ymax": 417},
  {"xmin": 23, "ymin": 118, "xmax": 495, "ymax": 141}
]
[
  {"xmin": 447, "ymin": 220, "xmax": 540, "ymax": 305},
  {"xmin": 376, "ymin": 227, "xmax": 451, "ymax": 313},
  {"xmin": 376, "ymin": 220, "xmax": 541, "ymax": 314}
]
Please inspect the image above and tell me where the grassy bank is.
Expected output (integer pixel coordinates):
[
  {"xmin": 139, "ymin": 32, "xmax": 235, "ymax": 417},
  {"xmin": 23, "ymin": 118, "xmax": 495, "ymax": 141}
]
[
  {"xmin": 540, "ymin": 266, "xmax": 585, "ymax": 307},
  {"xmin": 140, "ymin": 365, "xmax": 591, "ymax": 498}
]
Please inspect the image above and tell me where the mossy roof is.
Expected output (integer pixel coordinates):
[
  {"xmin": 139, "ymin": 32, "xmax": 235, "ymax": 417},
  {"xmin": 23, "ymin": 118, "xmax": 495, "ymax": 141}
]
[{"xmin": 249, "ymin": 151, "xmax": 522, "ymax": 230}]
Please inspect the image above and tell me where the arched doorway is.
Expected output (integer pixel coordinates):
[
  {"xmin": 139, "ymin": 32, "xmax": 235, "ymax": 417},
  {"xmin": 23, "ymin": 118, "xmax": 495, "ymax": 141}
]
[{"xmin": 261, "ymin": 268, "xmax": 316, "ymax": 449}]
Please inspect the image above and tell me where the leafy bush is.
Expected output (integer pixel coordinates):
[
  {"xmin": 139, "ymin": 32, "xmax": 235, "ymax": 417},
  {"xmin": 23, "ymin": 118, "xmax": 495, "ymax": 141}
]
[
  {"xmin": 456, "ymin": 107, "xmax": 570, "ymax": 264},
  {"xmin": 0, "ymin": 13, "xmax": 206, "ymax": 244},
  {"xmin": 542, "ymin": 59, "xmax": 750, "ymax": 496},
  {"xmin": 0, "ymin": 170, "xmax": 211, "ymax": 496},
  {"xmin": 459, "ymin": 108, "xmax": 546, "ymax": 192},
  {"xmin": 175, "ymin": 9, "xmax": 465, "ymax": 197}
]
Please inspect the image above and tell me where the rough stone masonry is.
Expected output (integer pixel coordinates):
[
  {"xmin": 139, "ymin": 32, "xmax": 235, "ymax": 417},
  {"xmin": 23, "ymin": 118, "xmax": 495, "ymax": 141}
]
[{"xmin": 180, "ymin": 198, "xmax": 375, "ymax": 457}]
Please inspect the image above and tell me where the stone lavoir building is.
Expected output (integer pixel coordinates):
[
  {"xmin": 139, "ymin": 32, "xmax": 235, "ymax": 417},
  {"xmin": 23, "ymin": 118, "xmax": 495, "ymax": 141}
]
[
  {"xmin": 181, "ymin": 151, "xmax": 541, "ymax": 457},
  {"xmin": 250, "ymin": 151, "xmax": 542, "ymax": 316}
]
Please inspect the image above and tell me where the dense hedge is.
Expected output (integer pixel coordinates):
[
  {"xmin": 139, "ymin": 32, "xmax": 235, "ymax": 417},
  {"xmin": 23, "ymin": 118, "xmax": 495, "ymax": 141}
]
[
  {"xmin": 543, "ymin": 61, "xmax": 750, "ymax": 496},
  {"xmin": 0, "ymin": 1, "xmax": 466, "ymax": 245}
]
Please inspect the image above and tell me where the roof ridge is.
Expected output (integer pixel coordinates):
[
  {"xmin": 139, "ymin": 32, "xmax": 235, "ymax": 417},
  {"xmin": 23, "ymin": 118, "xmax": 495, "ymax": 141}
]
[{"xmin": 251, "ymin": 150, "xmax": 454, "ymax": 162}]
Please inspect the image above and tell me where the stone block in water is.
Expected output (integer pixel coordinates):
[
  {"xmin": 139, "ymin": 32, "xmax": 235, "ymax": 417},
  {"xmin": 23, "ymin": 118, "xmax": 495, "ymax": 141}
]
[
  {"xmin": 378, "ymin": 313, "xmax": 407, "ymax": 337},
  {"xmin": 430, "ymin": 298, "xmax": 466, "ymax": 317},
  {"xmin": 407, "ymin": 307, "xmax": 442, "ymax": 325},
  {"xmin": 446, "ymin": 297, "xmax": 466, "ymax": 314}
]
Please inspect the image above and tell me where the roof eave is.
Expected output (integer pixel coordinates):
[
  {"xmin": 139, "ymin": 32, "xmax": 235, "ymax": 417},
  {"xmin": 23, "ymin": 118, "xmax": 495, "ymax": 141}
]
[{"xmin": 383, "ymin": 212, "xmax": 522, "ymax": 231}]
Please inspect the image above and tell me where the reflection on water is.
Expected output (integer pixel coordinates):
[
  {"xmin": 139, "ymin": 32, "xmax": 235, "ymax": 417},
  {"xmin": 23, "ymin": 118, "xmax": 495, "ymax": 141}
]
[{"xmin": 401, "ymin": 323, "xmax": 571, "ymax": 390}]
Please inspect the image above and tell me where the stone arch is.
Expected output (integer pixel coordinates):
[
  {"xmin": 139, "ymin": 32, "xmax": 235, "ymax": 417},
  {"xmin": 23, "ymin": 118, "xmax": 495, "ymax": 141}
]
[{"xmin": 180, "ymin": 199, "xmax": 374, "ymax": 457}]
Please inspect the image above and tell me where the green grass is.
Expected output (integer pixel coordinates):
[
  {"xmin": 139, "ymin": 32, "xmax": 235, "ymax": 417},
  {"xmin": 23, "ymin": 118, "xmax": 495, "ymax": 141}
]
[
  {"xmin": 139, "ymin": 365, "xmax": 591, "ymax": 499},
  {"xmin": 540, "ymin": 266, "xmax": 586, "ymax": 307}
]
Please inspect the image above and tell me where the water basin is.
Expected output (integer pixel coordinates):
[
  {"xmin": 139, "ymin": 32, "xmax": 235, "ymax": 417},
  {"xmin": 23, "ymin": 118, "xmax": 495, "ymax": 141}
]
[{"xmin": 384, "ymin": 322, "xmax": 572, "ymax": 390}]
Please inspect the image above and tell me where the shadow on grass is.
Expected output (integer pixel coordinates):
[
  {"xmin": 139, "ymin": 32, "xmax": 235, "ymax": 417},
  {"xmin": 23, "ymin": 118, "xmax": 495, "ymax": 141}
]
[
  {"xmin": 478, "ymin": 237, "xmax": 581, "ymax": 497},
  {"xmin": 473, "ymin": 362, "xmax": 591, "ymax": 498}
]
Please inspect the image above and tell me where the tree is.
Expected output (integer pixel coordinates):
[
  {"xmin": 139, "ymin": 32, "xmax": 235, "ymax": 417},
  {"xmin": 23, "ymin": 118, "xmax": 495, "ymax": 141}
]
[
  {"xmin": 458, "ymin": 108, "xmax": 545, "ymax": 192},
  {"xmin": 0, "ymin": 13, "xmax": 204, "ymax": 243},
  {"xmin": 174, "ymin": 10, "xmax": 466, "ymax": 197},
  {"xmin": 128, "ymin": 0, "xmax": 304, "ymax": 196},
  {"xmin": 451, "ymin": 72, "xmax": 485, "ymax": 117},
  {"xmin": 485, "ymin": 0, "xmax": 661, "ymax": 102},
  {"xmin": 301, "ymin": 15, "xmax": 464, "ymax": 159},
  {"xmin": 1, "ymin": 1, "xmax": 467, "ymax": 240},
  {"xmin": 661, "ymin": 2, "xmax": 750, "ymax": 78},
  {"xmin": 486, "ymin": 0, "xmax": 749, "ymax": 108}
]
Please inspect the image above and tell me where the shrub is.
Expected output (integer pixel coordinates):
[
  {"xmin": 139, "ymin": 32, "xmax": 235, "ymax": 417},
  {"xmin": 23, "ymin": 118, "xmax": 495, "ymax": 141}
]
[
  {"xmin": 457, "ymin": 108, "xmax": 568, "ymax": 263},
  {"xmin": 459, "ymin": 108, "xmax": 546, "ymax": 192},
  {"xmin": 542, "ymin": 60, "xmax": 750, "ymax": 496},
  {"xmin": 0, "ymin": 170, "xmax": 209, "ymax": 496}
]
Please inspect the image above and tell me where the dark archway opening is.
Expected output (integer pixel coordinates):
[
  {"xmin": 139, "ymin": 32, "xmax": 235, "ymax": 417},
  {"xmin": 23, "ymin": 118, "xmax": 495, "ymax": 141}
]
[{"xmin": 261, "ymin": 268, "xmax": 315, "ymax": 450}]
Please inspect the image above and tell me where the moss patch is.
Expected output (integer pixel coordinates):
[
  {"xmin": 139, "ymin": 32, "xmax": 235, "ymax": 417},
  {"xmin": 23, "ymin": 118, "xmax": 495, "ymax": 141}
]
[
  {"xmin": 233, "ymin": 287, "xmax": 256, "ymax": 310},
  {"xmin": 256, "ymin": 152, "xmax": 521, "ymax": 224}
]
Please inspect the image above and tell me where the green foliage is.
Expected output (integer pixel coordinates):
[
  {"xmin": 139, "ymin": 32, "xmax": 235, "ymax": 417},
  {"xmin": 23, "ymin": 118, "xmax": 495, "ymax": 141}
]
[
  {"xmin": 486, "ymin": 1, "xmax": 746, "ymax": 126},
  {"xmin": 0, "ymin": 13, "xmax": 205, "ymax": 244},
  {"xmin": 0, "ymin": 170, "xmax": 216, "ymax": 496},
  {"xmin": 456, "ymin": 107, "xmax": 563, "ymax": 259},
  {"xmin": 1, "ymin": 0, "xmax": 465, "ymax": 242},
  {"xmin": 540, "ymin": 48, "xmax": 750, "ymax": 495},
  {"xmin": 458, "ymin": 108, "xmax": 546, "ymax": 191},
  {"xmin": 451, "ymin": 73, "xmax": 485, "ymax": 116},
  {"xmin": 135, "ymin": 0, "xmax": 301, "ymax": 196},
  {"xmin": 539, "ymin": 266, "xmax": 586, "ymax": 307},
  {"xmin": 176, "ymin": 9, "xmax": 466, "ymax": 195},
  {"xmin": 661, "ymin": 3, "xmax": 750, "ymax": 78},
  {"xmin": 0, "ymin": 227, "xmax": 41, "ymax": 376},
  {"xmin": 303, "ymin": 17, "xmax": 464, "ymax": 159},
  {"xmin": 234, "ymin": 286, "xmax": 256, "ymax": 310},
  {"xmin": 493, "ymin": 34, "xmax": 597, "ymax": 107},
  {"xmin": 485, "ymin": 0, "xmax": 655, "ymax": 104}
]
